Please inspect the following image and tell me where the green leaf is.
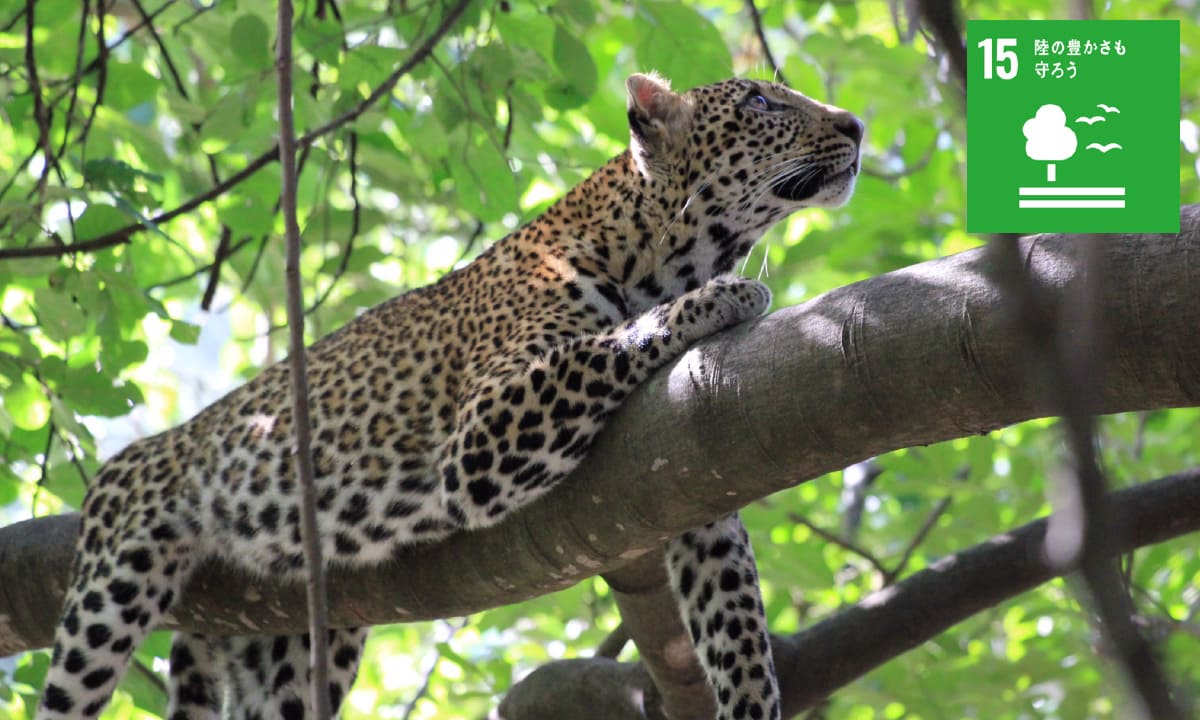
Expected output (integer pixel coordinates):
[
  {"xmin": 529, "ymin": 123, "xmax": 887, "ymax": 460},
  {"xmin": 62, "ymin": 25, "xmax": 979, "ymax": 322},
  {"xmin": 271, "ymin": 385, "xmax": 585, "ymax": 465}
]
[
  {"xmin": 170, "ymin": 320, "xmax": 201, "ymax": 345},
  {"xmin": 495, "ymin": 4, "xmax": 556, "ymax": 62},
  {"xmin": 33, "ymin": 287, "xmax": 89, "ymax": 341},
  {"xmin": 74, "ymin": 203, "xmax": 128, "ymax": 242},
  {"xmin": 3, "ymin": 374, "xmax": 49, "ymax": 431},
  {"xmin": 547, "ymin": 22, "xmax": 598, "ymax": 110},
  {"xmin": 448, "ymin": 134, "xmax": 518, "ymax": 222},
  {"xmin": 61, "ymin": 365, "xmax": 143, "ymax": 417},
  {"xmin": 635, "ymin": 2, "xmax": 732, "ymax": 90},
  {"xmin": 49, "ymin": 395, "xmax": 93, "ymax": 449},
  {"xmin": 230, "ymin": 13, "xmax": 271, "ymax": 69},
  {"xmin": 83, "ymin": 158, "xmax": 163, "ymax": 191},
  {"xmin": 295, "ymin": 16, "xmax": 342, "ymax": 66},
  {"xmin": 105, "ymin": 62, "xmax": 158, "ymax": 111},
  {"xmin": 554, "ymin": 0, "xmax": 597, "ymax": 28},
  {"xmin": 218, "ymin": 194, "xmax": 277, "ymax": 237}
]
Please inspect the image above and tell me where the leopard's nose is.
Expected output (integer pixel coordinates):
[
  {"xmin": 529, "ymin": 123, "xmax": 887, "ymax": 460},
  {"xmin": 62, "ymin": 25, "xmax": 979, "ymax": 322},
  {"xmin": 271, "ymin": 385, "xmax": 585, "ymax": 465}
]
[{"xmin": 835, "ymin": 114, "xmax": 865, "ymax": 146}]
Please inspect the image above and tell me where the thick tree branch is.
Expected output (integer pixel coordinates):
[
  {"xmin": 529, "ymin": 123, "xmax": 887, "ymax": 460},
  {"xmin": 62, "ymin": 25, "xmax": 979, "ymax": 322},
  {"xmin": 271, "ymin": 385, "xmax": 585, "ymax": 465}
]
[
  {"xmin": 499, "ymin": 469, "xmax": 1200, "ymax": 718},
  {"xmin": 1, "ymin": 209, "xmax": 1198, "ymax": 657},
  {"xmin": 605, "ymin": 552, "xmax": 715, "ymax": 720}
]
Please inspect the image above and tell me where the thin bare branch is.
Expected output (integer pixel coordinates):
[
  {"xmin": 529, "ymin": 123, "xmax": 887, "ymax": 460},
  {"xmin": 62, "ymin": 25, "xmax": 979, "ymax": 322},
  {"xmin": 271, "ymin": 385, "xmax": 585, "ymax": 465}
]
[
  {"xmin": 595, "ymin": 624, "xmax": 630, "ymax": 660},
  {"xmin": 278, "ymin": 1, "xmax": 332, "ymax": 716},
  {"xmin": 24, "ymin": 0, "xmax": 53, "ymax": 202},
  {"xmin": 745, "ymin": 0, "xmax": 788, "ymax": 85},
  {"xmin": 787, "ymin": 511, "xmax": 890, "ymax": 579},
  {"xmin": 889, "ymin": 496, "xmax": 952, "ymax": 580},
  {"xmin": 200, "ymin": 226, "xmax": 233, "ymax": 310}
]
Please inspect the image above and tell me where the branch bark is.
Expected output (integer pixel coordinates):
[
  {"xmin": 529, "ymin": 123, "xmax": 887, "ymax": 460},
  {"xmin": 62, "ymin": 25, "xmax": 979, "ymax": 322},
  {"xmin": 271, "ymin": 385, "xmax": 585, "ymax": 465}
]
[
  {"xmin": 499, "ymin": 469, "xmax": 1200, "ymax": 718},
  {"xmin": 1, "ymin": 208, "xmax": 1198, "ymax": 658}
]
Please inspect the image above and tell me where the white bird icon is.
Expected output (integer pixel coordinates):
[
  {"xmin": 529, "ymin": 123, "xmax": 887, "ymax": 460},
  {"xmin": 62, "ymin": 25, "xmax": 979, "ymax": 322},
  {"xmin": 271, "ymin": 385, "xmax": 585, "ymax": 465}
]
[
  {"xmin": 1075, "ymin": 116, "xmax": 1105, "ymax": 125},
  {"xmin": 1097, "ymin": 103, "xmax": 1121, "ymax": 114},
  {"xmin": 1086, "ymin": 142, "xmax": 1123, "ymax": 153}
]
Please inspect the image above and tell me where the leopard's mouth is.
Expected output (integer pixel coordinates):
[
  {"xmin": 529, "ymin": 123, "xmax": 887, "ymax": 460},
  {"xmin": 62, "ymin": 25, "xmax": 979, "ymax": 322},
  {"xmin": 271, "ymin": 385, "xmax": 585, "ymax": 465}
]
[
  {"xmin": 770, "ymin": 159, "xmax": 857, "ymax": 201},
  {"xmin": 770, "ymin": 168, "xmax": 828, "ymax": 201}
]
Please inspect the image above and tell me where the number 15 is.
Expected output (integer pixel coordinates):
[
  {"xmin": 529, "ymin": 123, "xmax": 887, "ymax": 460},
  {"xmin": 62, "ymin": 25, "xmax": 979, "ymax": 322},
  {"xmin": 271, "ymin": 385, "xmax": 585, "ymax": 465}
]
[{"xmin": 978, "ymin": 38, "xmax": 1018, "ymax": 79}]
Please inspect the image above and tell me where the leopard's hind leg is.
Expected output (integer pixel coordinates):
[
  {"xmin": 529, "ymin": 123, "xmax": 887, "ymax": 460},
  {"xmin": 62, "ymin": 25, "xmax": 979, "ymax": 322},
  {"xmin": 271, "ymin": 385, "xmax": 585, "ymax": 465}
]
[{"xmin": 39, "ymin": 436, "xmax": 201, "ymax": 719}]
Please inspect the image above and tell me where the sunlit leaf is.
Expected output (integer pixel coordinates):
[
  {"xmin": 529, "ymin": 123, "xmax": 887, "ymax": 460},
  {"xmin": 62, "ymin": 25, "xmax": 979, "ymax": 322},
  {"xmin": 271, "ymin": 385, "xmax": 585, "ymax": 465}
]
[{"xmin": 230, "ymin": 13, "xmax": 272, "ymax": 70}]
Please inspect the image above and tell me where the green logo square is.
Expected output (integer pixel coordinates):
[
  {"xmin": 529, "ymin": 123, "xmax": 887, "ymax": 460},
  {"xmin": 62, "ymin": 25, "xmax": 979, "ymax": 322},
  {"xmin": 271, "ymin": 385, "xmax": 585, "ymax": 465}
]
[{"xmin": 967, "ymin": 20, "xmax": 1180, "ymax": 234}]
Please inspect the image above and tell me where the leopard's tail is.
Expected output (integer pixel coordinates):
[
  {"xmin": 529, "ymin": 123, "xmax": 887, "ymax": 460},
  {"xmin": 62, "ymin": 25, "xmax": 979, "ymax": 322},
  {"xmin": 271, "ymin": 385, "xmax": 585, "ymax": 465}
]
[
  {"xmin": 667, "ymin": 513, "xmax": 780, "ymax": 720},
  {"xmin": 166, "ymin": 628, "xmax": 367, "ymax": 719}
]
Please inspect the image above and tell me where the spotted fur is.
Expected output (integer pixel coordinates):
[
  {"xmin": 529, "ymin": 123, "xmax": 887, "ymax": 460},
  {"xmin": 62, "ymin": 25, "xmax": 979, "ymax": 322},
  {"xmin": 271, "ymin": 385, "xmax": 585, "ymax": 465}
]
[{"xmin": 38, "ymin": 73, "xmax": 861, "ymax": 719}]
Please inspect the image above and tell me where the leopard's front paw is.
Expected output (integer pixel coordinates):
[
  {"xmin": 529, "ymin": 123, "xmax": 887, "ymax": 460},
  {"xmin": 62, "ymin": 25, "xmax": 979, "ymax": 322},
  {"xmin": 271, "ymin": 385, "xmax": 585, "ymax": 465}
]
[{"xmin": 671, "ymin": 275, "xmax": 771, "ymax": 340}]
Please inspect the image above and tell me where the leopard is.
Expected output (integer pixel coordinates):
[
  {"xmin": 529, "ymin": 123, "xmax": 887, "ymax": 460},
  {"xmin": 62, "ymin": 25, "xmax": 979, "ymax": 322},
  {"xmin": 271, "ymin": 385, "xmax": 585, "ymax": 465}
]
[{"xmin": 36, "ymin": 72, "xmax": 862, "ymax": 720}]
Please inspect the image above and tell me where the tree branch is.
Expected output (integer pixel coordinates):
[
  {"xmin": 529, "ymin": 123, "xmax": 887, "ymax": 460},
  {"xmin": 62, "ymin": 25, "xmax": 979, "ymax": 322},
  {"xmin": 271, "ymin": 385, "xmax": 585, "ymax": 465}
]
[
  {"xmin": 1, "ymin": 210, "xmax": 1198, "ymax": 657},
  {"xmin": 499, "ymin": 469, "xmax": 1200, "ymax": 718},
  {"xmin": 745, "ymin": 0, "xmax": 787, "ymax": 85},
  {"xmin": 277, "ymin": 0, "xmax": 332, "ymax": 717}
]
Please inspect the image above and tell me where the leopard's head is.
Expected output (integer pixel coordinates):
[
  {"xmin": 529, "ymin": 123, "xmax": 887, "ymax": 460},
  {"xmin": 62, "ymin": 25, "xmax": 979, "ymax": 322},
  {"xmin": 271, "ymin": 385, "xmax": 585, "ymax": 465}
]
[{"xmin": 625, "ymin": 72, "xmax": 862, "ymax": 276}]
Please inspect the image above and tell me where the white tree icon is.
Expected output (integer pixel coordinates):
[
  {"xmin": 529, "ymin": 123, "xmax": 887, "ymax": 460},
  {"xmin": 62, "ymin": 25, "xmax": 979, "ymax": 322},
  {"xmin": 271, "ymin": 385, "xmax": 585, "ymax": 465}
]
[{"xmin": 1023, "ymin": 104, "xmax": 1078, "ymax": 182}]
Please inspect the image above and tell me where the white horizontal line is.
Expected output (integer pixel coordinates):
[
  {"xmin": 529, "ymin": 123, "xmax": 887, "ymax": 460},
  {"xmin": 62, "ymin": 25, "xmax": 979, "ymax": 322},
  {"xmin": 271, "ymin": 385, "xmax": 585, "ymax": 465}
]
[
  {"xmin": 1019, "ymin": 200, "xmax": 1126, "ymax": 208},
  {"xmin": 1018, "ymin": 187, "xmax": 1126, "ymax": 196}
]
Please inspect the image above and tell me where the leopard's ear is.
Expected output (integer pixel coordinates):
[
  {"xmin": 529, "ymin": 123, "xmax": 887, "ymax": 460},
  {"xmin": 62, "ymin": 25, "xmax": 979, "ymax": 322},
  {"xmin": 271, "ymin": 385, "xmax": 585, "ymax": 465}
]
[{"xmin": 626, "ymin": 72, "xmax": 688, "ymax": 177}]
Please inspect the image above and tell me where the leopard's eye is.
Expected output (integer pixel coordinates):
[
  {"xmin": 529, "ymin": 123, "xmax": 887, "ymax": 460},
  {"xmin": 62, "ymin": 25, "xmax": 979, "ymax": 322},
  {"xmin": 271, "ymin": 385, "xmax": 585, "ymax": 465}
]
[{"xmin": 747, "ymin": 94, "xmax": 770, "ymax": 112}]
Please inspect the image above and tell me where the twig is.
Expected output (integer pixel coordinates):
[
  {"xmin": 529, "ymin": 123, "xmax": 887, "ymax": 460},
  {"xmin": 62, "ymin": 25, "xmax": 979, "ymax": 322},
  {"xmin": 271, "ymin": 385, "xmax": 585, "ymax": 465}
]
[
  {"xmin": 860, "ymin": 138, "xmax": 937, "ymax": 182},
  {"xmin": 234, "ymin": 236, "xmax": 272, "ymax": 299},
  {"xmin": 889, "ymin": 497, "xmax": 951, "ymax": 580},
  {"xmin": 745, "ymin": 0, "xmax": 788, "ymax": 85},
  {"xmin": 595, "ymin": 623, "xmax": 630, "ymax": 659},
  {"xmin": 277, "ymin": 1, "xmax": 331, "ymax": 717},
  {"xmin": 299, "ymin": 132, "xmax": 362, "ymax": 318},
  {"xmin": 129, "ymin": 657, "xmax": 168, "ymax": 697},
  {"xmin": 130, "ymin": 0, "xmax": 189, "ymax": 98},
  {"xmin": 503, "ymin": 88, "xmax": 515, "ymax": 150},
  {"xmin": 30, "ymin": 420, "xmax": 55, "ymax": 518},
  {"xmin": 788, "ymin": 512, "xmax": 891, "ymax": 580},
  {"xmin": 149, "ymin": 236, "xmax": 256, "ymax": 291},
  {"xmin": 0, "ymin": 0, "xmax": 473, "ymax": 262},
  {"xmin": 57, "ymin": 427, "xmax": 92, "ymax": 488},
  {"xmin": 24, "ymin": 0, "xmax": 53, "ymax": 202},
  {"xmin": 0, "ymin": 146, "xmax": 38, "ymax": 205},
  {"xmin": 53, "ymin": 1, "xmax": 89, "ymax": 161},
  {"xmin": 77, "ymin": 0, "xmax": 109, "ymax": 164},
  {"xmin": 200, "ymin": 226, "xmax": 233, "ymax": 310},
  {"xmin": 0, "ymin": 7, "xmax": 23, "ymax": 32},
  {"xmin": 400, "ymin": 618, "xmax": 470, "ymax": 720},
  {"xmin": 80, "ymin": 0, "xmax": 175, "ymax": 76}
]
